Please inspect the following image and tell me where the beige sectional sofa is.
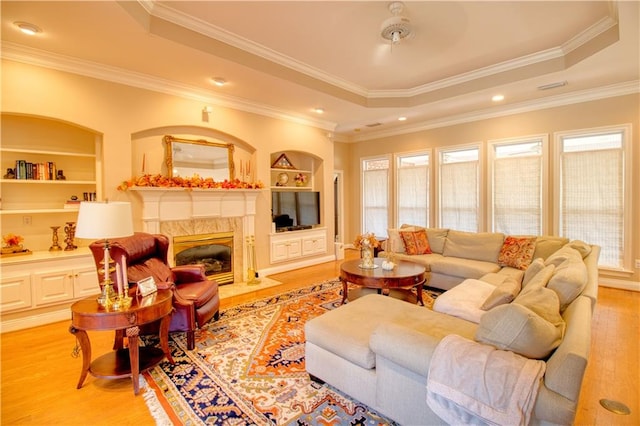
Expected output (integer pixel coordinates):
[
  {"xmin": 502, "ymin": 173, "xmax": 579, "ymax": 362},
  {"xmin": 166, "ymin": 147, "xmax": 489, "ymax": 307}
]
[
  {"xmin": 305, "ymin": 228, "xmax": 600, "ymax": 425},
  {"xmin": 382, "ymin": 226, "xmax": 573, "ymax": 291}
]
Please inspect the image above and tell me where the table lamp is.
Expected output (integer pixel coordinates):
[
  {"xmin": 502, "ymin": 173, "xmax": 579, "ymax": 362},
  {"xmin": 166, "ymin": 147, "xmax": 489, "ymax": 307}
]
[{"xmin": 75, "ymin": 201, "xmax": 134, "ymax": 309}]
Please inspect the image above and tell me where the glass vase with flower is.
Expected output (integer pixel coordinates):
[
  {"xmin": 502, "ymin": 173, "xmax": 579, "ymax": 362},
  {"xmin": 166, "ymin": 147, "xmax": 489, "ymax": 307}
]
[{"xmin": 353, "ymin": 232, "xmax": 380, "ymax": 269}]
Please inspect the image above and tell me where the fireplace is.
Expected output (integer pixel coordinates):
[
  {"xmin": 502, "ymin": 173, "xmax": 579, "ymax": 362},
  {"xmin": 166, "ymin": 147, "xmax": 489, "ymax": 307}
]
[{"xmin": 173, "ymin": 232, "xmax": 234, "ymax": 284}]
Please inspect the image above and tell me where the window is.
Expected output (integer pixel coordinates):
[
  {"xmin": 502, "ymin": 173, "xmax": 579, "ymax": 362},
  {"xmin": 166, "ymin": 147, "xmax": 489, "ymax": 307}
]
[
  {"xmin": 361, "ymin": 157, "xmax": 389, "ymax": 237},
  {"xmin": 396, "ymin": 153, "xmax": 429, "ymax": 227},
  {"xmin": 438, "ymin": 146, "xmax": 480, "ymax": 232},
  {"xmin": 555, "ymin": 125, "xmax": 631, "ymax": 269},
  {"xmin": 489, "ymin": 137, "xmax": 546, "ymax": 235}
]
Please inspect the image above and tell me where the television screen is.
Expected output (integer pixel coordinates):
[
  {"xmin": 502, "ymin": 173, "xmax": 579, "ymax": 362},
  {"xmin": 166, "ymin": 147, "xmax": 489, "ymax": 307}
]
[{"xmin": 272, "ymin": 191, "xmax": 320, "ymax": 229}]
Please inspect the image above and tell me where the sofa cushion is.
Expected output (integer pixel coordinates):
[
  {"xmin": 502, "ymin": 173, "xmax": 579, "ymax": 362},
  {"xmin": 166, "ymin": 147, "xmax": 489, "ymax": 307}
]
[
  {"xmin": 547, "ymin": 258, "xmax": 588, "ymax": 311},
  {"xmin": 522, "ymin": 258, "xmax": 545, "ymax": 287},
  {"xmin": 400, "ymin": 225, "xmax": 449, "ymax": 254},
  {"xmin": 515, "ymin": 284, "xmax": 565, "ymax": 331},
  {"xmin": 544, "ymin": 246, "xmax": 583, "ymax": 267},
  {"xmin": 533, "ymin": 236, "xmax": 570, "ymax": 260},
  {"xmin": 567, "ymin": 240, "xmax": 592, "ymax": 259},
  {"xmin": 387, "ymin": 228, "xmax": 408, "ymax": 253},
  {"xmin": 475, "ymin": 302, "xmax": 563, "ymax": 359},
  {"xmin": 127, "ymin": 258, "xmax": 172, "ymax": 284},
  {"xmin": 433, "ymin": 279, "xmax": 495, "ymax": 323},
  {"xmin": 443, "ymin": 230, "xmax": 505, "ymax": 263},
  {"xmin": 480, "ymin": 277, "xmax": 521, "ymax": 310},
  {"xmin": 430, "ymin": 257, "xmax": 501, "ymax": 280},
  {"xmin": 498, "ymin": 236, "xmax": 536, "ymax": 270},
  {"xmin": 304, "ymin": 294, "xmax": 419, "ymax": 370},
  {"xmin": 400, "ymin": 229, "xmax": 432, "ymax": 255},
  {"xmin": 424, "ymin": 228, "xmax": 449, "ymax": 254},
  {"xmin": 522, "ymin": 263, "xmax": 555, "ymax": 292},
  {"xmin": 388, "ymin": 252, "xmax": 443, "ymax": 271}
]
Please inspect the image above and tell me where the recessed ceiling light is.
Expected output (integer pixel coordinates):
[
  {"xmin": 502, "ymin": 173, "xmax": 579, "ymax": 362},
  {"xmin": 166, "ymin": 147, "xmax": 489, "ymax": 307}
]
[
  {"xmin": 492, "ymin": 94, "xmax": 505, "ymax": 102},
  {"xmin": 314, "ymin": 107, "xmax": 324, "ymax": 114},
  {"xmin": 14, "ymin": 21, "xmax": 41, "ymax": 36},
  {"xmin": 212, "ymin": 77, "xmax": 226, "ymax": 87},
  {"xmin": 398, "ymin": 116, "xmax": 407, "ymax": 121}
]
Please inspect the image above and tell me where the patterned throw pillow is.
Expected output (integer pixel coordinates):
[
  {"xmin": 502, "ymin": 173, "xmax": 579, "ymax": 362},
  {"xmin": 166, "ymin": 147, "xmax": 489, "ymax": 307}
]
[
  {"xmin": 498, "ymin": 236, "xmax": 536, "ymax": 270},
  {"xmin": 400, "ymin": 229, "xmax": 432, "ymax": 255}
]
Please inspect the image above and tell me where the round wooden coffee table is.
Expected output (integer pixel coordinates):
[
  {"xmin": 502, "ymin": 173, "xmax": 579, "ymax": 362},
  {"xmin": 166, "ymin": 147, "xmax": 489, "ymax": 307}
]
[{"xmin": 340, "ymin": 258, "xmax": 427, "ymax": 305}]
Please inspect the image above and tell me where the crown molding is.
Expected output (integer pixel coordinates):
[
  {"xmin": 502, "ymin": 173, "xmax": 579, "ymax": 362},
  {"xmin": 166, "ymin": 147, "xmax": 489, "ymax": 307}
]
[
  {"xmin": 349, "ymin": 80, "xmax": 640, "ymax": 142},
  {"xmin": 1, "ymin": 42, "xmax": 337, "ymax": 132},
  {"xmin": 142, "ymin": 0, "xmax": 619, "ymax": 102}
]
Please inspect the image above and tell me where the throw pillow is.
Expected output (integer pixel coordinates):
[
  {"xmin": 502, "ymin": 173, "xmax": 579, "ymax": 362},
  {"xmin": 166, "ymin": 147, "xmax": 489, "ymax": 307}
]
[
  {"xmin": 546, "ymin": 258, "xmax": 588, "ymax": 311},
  {"xmin": 400, "ymin": 229, "xmax": 432, "ymax": 255},
  {"xmin": 521, "ymin": 263, "xmax": 555, "ymax": 294},
  {"xmin": 522, "ymin": 258, "xmax": 545, "ymax": 287},
  {"xmin": 475, "ymin": 303, "xmax": 563, "ymax": 359},
  {"xmin": 480, "ymin": 277, "xmax": 521, "ymax": 310},
  {"xmin": 498, "ymin": 236, "xmax": 537, "ymax": 270},
  {"xmin": 514, "ymin": 285, "xmax": 565, "ymax": 330}
]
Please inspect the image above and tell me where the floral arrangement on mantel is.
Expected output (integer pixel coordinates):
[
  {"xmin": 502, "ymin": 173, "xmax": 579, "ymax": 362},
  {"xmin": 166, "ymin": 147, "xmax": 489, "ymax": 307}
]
[
  {"xmin": 117, "ymin": 174, "xmax": 264, "ymax": 191},
  {"xmin": 353, "ymin": 232, "xmax": 380, "ymax": 250}
]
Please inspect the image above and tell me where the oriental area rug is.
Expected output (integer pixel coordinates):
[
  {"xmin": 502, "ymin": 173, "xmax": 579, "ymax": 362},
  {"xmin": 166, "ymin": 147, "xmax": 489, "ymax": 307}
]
[{"xmin": 141, "ymin": 279, "xmax": 441, "ymax": 425}]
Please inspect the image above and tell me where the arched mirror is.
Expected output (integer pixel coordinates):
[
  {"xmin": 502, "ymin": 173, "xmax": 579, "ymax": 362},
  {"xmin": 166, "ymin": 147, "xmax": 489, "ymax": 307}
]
[{"xmin": 164, "ymin": 135, "xmax": 235, "ymax": 180}]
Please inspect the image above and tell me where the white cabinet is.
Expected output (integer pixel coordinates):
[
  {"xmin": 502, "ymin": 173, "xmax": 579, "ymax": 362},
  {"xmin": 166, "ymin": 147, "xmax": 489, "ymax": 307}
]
[
  {"xmin": 271, "ymin": 238, "xmax": 302, "ymax": 263},
  {"xmin": 302, "ymin": 234, "xmax": 327, "ymax": 256},
  {"xmin": 270, "ymin": 228, "xmax": 327, "ymax": 264},
  {"xmin": 0, "ymin": 273, "xmax": 32, "ymax": 313},
  {"xmin": 0, "ymin": 250, "xmax": 99, "ymax": 324}
]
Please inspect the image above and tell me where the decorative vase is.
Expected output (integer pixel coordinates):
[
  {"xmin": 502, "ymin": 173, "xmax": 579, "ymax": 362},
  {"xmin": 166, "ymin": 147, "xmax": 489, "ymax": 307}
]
[{"xmin": 360, "ymin": 246, "xmax": 375, "ymax": 269}]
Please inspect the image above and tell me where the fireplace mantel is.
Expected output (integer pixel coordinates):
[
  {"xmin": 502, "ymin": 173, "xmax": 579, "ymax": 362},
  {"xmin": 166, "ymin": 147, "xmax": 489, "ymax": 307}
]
[{"xmin": 129, "ymin": 187, "xmax": 264, "ymax": 235}]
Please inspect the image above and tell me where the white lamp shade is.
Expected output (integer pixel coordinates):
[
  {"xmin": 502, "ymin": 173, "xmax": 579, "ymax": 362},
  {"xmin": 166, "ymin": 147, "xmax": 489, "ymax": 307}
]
[{"xmin": 75, "ymin": 201, "xmax": 134, "ymax": 240}]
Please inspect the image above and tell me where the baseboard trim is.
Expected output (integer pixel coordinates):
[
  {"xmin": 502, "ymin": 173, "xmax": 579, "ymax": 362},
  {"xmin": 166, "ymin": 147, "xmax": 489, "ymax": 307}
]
[
  {"xmin": 260, "ymin": 255, "xmax": 336, "ymax": 278},
  {"xmin": 1, "ymin": 308, "xmax": 71, "ymax": 333},
  {"xmin": 599, "ymin": 277, "xmax": 640, "ymax": 292}
]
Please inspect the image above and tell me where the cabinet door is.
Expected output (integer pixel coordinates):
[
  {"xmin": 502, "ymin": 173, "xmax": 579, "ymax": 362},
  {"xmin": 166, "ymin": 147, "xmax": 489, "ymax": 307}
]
[
  {"xmin": 32, "ymin": 269, "xmax": 75, "ymax": 306},
  {"xmin": 287, "ymin": 239, "xmax": 302, "ymax": 258},
  {"xmin": 0, "ymin": 274, "xmax": 32, "ymax": 313},
  {"xmin": 271, "ymin": 238, "xmax": 302, "ymax": 263},
  {"xmin": 302, "ymin": 235, "xmax": 327, "ymax": 256},
  {"xmin": 73, "ymin": 266, "xmax": 100, "ymax": 299}
]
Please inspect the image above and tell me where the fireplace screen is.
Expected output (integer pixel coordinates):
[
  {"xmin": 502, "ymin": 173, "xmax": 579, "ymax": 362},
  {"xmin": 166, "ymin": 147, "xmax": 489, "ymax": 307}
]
[{"xmin": 173, "ymin": 232, "xmax": 234, "ymax": 284}]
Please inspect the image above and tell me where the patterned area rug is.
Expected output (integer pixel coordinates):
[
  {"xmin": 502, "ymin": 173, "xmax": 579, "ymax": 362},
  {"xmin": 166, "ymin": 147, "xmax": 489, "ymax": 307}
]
[{"xmin": 142, "ymin": 279, "xmax": 441, "ymax": 425}]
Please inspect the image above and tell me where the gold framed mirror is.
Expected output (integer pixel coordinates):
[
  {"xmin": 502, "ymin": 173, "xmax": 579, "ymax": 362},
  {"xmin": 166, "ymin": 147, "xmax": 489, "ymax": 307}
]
[{"xmin": 164, "ymin": 135, "xmax": 235, "ymax": 180}]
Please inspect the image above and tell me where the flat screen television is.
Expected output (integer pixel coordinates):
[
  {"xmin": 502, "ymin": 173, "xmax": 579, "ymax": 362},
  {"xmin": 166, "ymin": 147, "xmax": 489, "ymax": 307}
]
[{"xmin": 272, "ymin": 190, "xmax": 320, "ymax": 230}]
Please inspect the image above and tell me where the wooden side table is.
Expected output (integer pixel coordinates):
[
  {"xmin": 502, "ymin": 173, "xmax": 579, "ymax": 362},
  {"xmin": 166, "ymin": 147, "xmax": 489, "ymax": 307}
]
[{"xmin": 69, "ymin": 289, "xmax": 174, "ymax": 395}]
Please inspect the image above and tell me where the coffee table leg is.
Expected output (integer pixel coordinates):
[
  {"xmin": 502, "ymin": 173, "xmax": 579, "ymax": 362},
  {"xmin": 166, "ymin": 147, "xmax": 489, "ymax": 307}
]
[
  {"xmin": 340, "ymin": 277, "xmax": 348, "ymax": 304},
  {"xmin": 416, "ymin": 282, "xmax": 424, "ymax": 306},
  {"xmin": 69, "ymin": 326, "xmax": 91, "ymax": 389},
  {"xmin": 126, "ymin": 326, "xmax": 140, "ymax": 395}
]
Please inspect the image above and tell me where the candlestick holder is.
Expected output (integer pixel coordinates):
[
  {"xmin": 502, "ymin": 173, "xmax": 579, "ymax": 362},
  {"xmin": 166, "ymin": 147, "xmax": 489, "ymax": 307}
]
[
  {"xmin": 49, "ymin": 226, "xmax": 63, "ymax": 251},
  {"xmin": 64, "ymin": 221, "xmax": 77, "ymax": 251}
]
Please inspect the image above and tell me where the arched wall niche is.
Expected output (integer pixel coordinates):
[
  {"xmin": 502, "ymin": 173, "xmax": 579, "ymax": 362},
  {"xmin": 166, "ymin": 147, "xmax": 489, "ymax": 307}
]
[{"xmin": 130, "ymin": 125, "xmax": 256, "ymax": 178}]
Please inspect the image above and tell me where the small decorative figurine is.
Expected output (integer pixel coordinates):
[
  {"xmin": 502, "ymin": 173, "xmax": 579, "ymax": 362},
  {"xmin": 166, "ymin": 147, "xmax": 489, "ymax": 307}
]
[{"xmin": 3, "ymin": 168, "xmax": 15, "ymax": 179}]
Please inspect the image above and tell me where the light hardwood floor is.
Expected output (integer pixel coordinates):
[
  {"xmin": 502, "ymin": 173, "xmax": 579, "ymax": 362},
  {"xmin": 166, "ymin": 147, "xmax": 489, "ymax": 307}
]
[{"xmin": 1, "ymin": 249, "xmax": 637, "ymax": 425}]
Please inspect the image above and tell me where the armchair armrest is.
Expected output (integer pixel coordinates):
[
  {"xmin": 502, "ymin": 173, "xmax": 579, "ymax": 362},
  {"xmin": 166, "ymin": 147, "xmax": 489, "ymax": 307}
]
[{"xmin": 171, "ymin": 265, "xmax": 207, "ymax": 283}]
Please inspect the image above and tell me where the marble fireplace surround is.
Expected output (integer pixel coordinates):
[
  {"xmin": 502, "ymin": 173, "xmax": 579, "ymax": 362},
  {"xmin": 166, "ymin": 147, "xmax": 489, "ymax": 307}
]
[{"xmin": 129, "ymin": 188, "xmax": 262, "ymax": 283}]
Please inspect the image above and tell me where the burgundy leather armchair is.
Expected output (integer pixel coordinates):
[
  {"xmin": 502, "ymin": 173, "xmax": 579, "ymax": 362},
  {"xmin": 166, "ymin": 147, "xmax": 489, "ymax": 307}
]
[{"xmin": 89, "ymin": 232, "xmax": 220, "ymax": 350}]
